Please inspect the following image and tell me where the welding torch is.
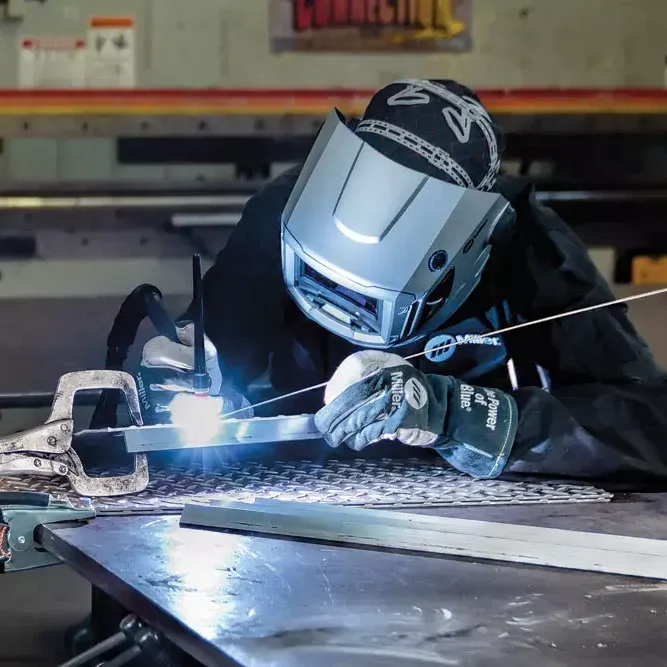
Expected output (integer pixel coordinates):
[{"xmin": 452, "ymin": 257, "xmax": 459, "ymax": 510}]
[
  {"xmin": 146, "ymin": 253, "xmax": 211, "ymax": 397},
  {"xmin": 191, "ymin": 253, "xmax": 211, "ymax": 397}
]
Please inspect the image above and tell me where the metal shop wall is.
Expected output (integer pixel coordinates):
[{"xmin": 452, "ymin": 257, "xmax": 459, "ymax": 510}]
[{"xmin": 0, "ymin": 0, "xmax": 664, "ymax": 90}]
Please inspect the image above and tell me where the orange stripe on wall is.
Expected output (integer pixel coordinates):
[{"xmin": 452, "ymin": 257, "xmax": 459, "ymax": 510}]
[
  {"xmin": 0, "ymin": 88, "xmax": 664, "ymax": 100},
  {"xmin": 89, "ymin": 16, "xmax": 134, "ymax": 28},
  {"xmin": 0, "ymin": 89, "xmax": 664, "ymax": 116}
]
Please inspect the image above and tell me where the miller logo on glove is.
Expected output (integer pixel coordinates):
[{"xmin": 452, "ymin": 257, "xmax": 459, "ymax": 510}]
[
  {"xmin": 136, "ymin": 322, "xmax": 252, "ymax": 425},
  {"xmin": 314, "ymin": 350, "xmax": 518, "ymax": 479}
]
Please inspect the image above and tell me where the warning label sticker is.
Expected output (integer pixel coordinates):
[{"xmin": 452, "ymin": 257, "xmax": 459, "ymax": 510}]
[
  {"xmin": 18, "ymin": 37, "xmax": 86, "ymax": 89},
  {"xmin": 86, "ymin": 16, "xmax": 136, "ymax": 88}
]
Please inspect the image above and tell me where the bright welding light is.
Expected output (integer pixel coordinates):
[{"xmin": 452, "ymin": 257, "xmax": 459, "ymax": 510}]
[{"xmin": 168, "ymin": 393, "xmax": 224, "ymax": 446}]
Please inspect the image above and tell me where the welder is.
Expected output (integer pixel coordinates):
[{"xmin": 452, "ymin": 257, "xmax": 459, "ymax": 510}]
[{"xmin": 138, "ymin": 79, "xmax": 667, "ymax": 480}]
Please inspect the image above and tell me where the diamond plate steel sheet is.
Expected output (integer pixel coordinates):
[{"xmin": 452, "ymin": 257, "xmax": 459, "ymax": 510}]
[{"xmin": 0, "ymin": 458, "xmax": 612, "ymax": 515}]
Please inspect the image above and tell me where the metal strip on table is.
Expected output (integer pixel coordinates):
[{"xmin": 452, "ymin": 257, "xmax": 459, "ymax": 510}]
[{"xmin": 181, "ymin": 499, "xmax": 667, "ymax": 580}]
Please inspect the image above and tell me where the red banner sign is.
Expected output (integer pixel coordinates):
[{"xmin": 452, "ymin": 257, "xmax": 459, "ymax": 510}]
[{"xmin": 270, "ymin": 0, "xmax": 472, "ymax": 52}]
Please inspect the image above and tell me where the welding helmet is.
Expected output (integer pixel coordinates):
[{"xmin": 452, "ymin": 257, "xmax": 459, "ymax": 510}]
[{"xmin": 281, "ymin": 79, "xmax": 515, "ymax": 349}]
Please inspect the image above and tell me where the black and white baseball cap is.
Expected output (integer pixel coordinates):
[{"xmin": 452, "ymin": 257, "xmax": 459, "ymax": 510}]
[{"xmin": 355, "ymin": 79, "xmax": 504, "ymax": 192}]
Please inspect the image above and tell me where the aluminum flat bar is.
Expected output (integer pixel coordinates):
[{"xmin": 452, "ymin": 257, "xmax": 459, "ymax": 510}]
[
  {"xmin": 119, "ymin": 414, "xmax": 321, "ymax": 453},
  {"xmin": 180, "ymin": 499, "xmax": 667, "ymax": 580}
]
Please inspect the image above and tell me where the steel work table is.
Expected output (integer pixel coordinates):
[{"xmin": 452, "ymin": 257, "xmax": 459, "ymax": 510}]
[{"xmin": 37, "ymin": 495, "xmax": 667, "ymax": 667}]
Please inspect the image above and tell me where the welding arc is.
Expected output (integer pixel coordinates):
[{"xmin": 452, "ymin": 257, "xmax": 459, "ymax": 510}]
[{"xmin": 218, "ymin": 286, "xmax": 667, "ymax": 420}]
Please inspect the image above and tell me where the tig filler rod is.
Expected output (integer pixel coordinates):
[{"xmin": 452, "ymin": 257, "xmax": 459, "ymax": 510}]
[
  {"xmin": 192, "ymin": 253, "xmax": 210, "ymax": 396},
  {"xmin": 219, "ymin": 285, "xmax": 667, "ymax": 419}
]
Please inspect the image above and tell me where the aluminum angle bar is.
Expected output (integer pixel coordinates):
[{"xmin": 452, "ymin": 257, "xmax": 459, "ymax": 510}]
[
  {"xmin": 180, "ymin": 499, "xmax": 667, "ymax": 581},
  {"xmin": 112, "ymin": 414, "xmax": 322, "ymax": 453}
]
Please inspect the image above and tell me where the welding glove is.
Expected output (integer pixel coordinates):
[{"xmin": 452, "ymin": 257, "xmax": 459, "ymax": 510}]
[
  {"xmin": 314, "ymin": 350, "xmax": 518, "ymax": 479},
  {"xmin": 136, "ymin": 322, "xmax": 253, "ymax": 423}
]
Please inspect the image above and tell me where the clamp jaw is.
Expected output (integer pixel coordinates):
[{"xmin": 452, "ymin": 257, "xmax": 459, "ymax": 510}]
[
  {"xmin": 0, "ymin": 491, "xmax": 95, "ymax": 572},
  {"xmin": 0, "ymin": 370, "xmax": 149, "ymax": 497}
]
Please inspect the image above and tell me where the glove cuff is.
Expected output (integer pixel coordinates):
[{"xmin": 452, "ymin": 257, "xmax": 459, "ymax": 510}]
[{"xmin": 432, "ymin": 379, "xmax": 518, "ymax": 479}]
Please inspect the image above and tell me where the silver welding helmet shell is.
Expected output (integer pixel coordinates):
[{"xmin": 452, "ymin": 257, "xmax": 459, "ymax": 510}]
[{"xmin": 281, "ymin": 109, "xmax": 515, "ymax": 349}]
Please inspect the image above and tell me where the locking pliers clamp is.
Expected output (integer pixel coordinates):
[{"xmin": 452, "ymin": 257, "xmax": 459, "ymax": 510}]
[{"xmin": 0, "ymin": 370, "xmax": 149, "ymax": 497}]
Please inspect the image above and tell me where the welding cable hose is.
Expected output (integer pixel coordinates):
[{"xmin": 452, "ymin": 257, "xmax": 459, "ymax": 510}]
[
  {"xmin": 90, "ymin": 283, "xmax": 170, "ymax": 429},
  {"xmin": 314, "ymin": 350, "xmax": 518, "ymax": 479}
]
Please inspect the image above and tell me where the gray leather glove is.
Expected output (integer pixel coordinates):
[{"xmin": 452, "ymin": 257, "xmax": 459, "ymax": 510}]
[
  {"xmin": 314, "ymin": 350, "xmax": 518, "ymax": 478},
  {"xmin": 136, "ymin": 323, "xmax": 252, "ymax": 424}
]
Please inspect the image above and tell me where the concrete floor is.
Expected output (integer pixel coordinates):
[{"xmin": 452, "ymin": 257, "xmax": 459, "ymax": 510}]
[{"xmin": 1, "ymin": 283, "xmax": 666, "ymax": 666}]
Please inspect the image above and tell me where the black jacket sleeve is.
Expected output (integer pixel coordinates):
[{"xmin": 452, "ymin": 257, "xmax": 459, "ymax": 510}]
[
  {"xmin": 199, "ymin": 167, "xmax": 301, "ymax": 393},
  {"xmin": 496, "ymin": 180, "xmax": 667, "ymax": 479}
]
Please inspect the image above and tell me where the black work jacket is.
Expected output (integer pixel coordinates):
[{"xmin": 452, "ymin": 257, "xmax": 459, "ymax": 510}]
[{"xmin": 199, "ymin": 167, "xmax": 667, "ymax": 480}]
